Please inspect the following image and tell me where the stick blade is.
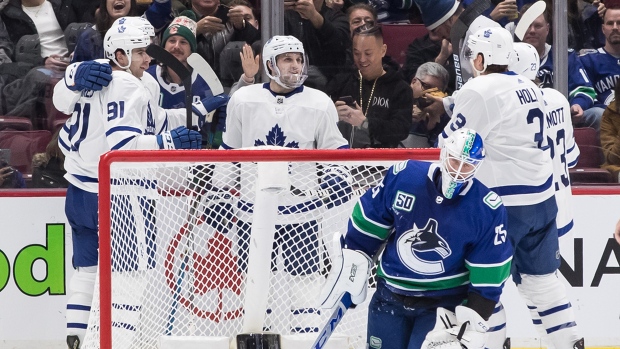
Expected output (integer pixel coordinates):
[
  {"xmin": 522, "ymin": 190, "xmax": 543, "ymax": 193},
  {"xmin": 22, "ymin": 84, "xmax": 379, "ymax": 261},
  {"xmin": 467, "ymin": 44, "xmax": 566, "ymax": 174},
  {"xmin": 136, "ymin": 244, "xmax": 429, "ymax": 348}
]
[
  {"xmin": 187, "ymin": 53, "xmax": 225, "ymax": 96},
  {"xmin": 514, "ymin": 0, "xmax": 546, "ymax": 41}
]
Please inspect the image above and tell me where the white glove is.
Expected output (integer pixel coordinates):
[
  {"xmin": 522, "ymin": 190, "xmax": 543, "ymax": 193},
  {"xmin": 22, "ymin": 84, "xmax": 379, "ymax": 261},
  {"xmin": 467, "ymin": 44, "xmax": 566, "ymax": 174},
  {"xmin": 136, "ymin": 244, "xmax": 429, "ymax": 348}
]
[
  {"xmin": 422, "ymin": 306, "xmax": 488, "ymax": 349},
  {"xmin": 318, "ymin": 232, "xmax": 371, "ymax": 311}
]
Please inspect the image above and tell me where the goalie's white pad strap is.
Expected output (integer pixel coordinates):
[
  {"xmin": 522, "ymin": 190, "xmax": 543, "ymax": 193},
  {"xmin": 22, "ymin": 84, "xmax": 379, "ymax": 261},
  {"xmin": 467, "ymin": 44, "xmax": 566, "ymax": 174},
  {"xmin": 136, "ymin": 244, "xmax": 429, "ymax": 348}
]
[{"xmin": 318, "ymin": 244, "xmax": 371, "ymax": 311}]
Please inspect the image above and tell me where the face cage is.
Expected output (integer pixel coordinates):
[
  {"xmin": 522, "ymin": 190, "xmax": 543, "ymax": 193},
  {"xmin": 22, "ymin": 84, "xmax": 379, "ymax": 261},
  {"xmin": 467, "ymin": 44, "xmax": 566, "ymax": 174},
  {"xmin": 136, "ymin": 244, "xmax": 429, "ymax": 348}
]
[
  {"xmin": 441, "ymin": 148, "xmax": 483, "ymax": 183},
  {"xmin": 266, "ymin": 53, "xmax": 309, "ymax": 89}
]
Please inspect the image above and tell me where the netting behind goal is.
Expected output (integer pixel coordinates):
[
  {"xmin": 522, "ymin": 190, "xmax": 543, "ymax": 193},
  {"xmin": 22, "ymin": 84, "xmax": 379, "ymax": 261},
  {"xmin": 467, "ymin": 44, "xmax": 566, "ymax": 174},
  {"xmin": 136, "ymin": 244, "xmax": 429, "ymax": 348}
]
[{"xmin": 88, "ymin": 148, "xmax": 439, "ymax": 349}]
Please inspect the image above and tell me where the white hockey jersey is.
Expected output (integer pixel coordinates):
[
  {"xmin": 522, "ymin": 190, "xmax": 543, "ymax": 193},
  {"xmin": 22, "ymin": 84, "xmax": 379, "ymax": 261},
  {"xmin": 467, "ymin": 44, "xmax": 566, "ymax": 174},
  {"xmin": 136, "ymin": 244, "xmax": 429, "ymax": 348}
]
[
  {"xmin": 542, "ymin": 87, "xmax": 580, "ymax": 236},
  {"xmin": 440, "ymin": 72, "xmax": 554, "ymax": 207},
  {"xmin": 218, "ymin": 83, "xmax": 349, "ymax": 223},
  {"xmin": 55, "ymin": 71, "xmax": 186, "ymax": 192}
]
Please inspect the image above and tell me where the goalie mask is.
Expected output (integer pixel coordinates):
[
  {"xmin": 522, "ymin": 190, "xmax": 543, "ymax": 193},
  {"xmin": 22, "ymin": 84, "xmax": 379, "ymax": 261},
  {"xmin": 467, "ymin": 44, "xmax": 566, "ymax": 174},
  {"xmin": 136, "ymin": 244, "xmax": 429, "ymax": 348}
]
[
  {"xmin": 509, "ymin": 42, "xmax": 540, "ymax": 81},
  {"xmin": 104, "ymin": 22, "xmax": 151, "ymax": 70},
  {"xmin": 440, "ymin": 128, "xmax": 485, "ymax": 199},
  {"xmin": 263, "ymin": 36, "xmax": 308, "ymax": 89},
  {"xmin": 463, "ymin": 27, "xmax": 514, "ymax": 77}
]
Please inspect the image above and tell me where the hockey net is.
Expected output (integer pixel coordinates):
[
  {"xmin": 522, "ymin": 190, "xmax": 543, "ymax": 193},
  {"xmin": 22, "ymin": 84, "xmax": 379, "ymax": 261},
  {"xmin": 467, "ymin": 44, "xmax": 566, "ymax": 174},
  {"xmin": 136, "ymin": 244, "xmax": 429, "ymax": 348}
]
[{"xmin": 87, "ymin": 148, "xmax": 439, "ymax": 349}]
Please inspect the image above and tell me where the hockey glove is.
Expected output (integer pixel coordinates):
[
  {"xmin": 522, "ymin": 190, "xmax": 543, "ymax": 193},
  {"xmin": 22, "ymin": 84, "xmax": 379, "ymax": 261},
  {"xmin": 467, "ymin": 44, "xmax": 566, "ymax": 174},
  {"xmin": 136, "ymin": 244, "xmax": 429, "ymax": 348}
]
[
  {"xmin": 422, "ymin": 306, "xmax": 489, "ymax": 349},
  {"xmin": 319, "ymin": 232, "xmax": 371, "ymax": 312},
  {"xmin": 156, "ymin": 126, "xmax": 202, "ymax": 149},
  {"xmin": 320, "ymin": 166, "xmax": 352, "ymax": 209},
  {"xmin": 192, "ymin": 94, "xmax": 230, "ymax": 129},
  {"xmin": 65, "ymin": 60, "xmax": 112, "ymax": 91}
]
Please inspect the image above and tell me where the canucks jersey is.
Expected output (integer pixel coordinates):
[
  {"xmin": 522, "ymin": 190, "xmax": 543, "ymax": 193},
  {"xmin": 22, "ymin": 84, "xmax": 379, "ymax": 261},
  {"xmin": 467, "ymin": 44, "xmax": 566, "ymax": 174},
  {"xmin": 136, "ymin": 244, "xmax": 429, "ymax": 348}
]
[
  {"xmin": 146, "ymin": 65, "xmax": 214, "ymax": 108},
  {"xmin": 55, "ymin": 71, "xmax": 186, "ymax": 192},
  {"xmin": 537, "ymin": 45, "xmax": 597, "ymax": 110},
  {"xmin": 542, "ymin": 88, "xmax": 580, "ymax": 236},
  {"xmin": 345, "ymin": 160, "xmax": 512, "ymax": 301},
  {"xmin": 441, "ymin": 72, "xmax": 554, "ymax": 207},
  {"xmin": 579, "ymin": 48, "xmax": 620, "ymax": 106}
]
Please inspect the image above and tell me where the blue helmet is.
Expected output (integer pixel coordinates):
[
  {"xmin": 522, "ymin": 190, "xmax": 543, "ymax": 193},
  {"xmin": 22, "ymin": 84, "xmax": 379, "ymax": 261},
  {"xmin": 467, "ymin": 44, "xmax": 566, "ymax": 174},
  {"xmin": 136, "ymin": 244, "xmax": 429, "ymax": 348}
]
[{"xmin": 440, "ymin": 128, "xmax": 485, "ymax": 199}]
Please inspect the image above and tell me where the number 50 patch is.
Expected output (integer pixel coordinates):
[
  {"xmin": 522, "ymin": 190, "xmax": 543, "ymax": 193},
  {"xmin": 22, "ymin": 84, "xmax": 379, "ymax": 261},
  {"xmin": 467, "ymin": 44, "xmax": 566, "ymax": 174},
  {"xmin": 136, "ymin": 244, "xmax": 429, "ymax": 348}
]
[{"xmin": 393, "ymin": 191, "xmax": 415, "ymax": 212}]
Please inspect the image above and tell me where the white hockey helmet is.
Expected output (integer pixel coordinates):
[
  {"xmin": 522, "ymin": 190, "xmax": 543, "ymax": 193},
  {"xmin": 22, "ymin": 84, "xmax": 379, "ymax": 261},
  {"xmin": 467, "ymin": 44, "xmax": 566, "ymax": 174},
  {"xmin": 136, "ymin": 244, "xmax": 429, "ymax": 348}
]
[
  {"xmin": 262, "ymin": 35, "xmax": 308, "ymax": 89},
  {"xmin": 104, "ymin": 22, "xmax": 151, "ymax": 70},
  {"xmin": 440, "ymin": 128, "xmax": 485, "ymax": 199},
  {"xmin": 112, "ymin": 16, "xmax": 155, "ymax": 37},
  {"xmin": 509, "ymin": 42, "xmax": 540, "ymax": 81},
  {"xmin": 464, "ymin": 27, "xmax": 514, "ymax": 76}
]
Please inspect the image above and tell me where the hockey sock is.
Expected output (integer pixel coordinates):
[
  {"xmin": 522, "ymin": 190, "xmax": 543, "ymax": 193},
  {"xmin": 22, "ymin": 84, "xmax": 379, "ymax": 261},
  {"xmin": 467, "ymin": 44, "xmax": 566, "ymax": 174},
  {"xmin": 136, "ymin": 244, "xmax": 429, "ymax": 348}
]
[
  {"xmin": 485, "ymin": 302, "xmax": 508, "ymax": 349},
  {"xmin": 66, "ymin": 267, "xmax": 97, "ymax": 345}
]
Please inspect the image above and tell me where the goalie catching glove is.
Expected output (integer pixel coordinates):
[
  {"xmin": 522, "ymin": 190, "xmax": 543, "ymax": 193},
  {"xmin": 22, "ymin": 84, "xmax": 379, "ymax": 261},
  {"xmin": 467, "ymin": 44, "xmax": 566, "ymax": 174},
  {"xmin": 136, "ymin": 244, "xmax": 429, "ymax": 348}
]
[
  {"xmin": 421, "ymin": 306, "xmax": 489, "ymax": 349},
  {"xmin": 65, "ymin": 59, "xmax": 112, "ymax": 91},
  {"xmin": 319, "ymin": 232, "xmax": 372, "ymax": 311},
  {"xmin": 192, "ymin": 94, "xmax": 230, "ymax": 129},
  {"xmin": 319, "ymin": 166, "xmax": 353, "ymax": 209}
]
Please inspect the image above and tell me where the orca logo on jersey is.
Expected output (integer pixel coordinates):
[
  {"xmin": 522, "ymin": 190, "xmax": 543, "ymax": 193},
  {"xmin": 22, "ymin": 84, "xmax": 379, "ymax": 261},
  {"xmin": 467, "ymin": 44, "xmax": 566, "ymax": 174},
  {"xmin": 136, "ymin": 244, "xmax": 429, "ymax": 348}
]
[{"xmin": 397, "ymin": 218, "xmax": 452, "ymax": 275}]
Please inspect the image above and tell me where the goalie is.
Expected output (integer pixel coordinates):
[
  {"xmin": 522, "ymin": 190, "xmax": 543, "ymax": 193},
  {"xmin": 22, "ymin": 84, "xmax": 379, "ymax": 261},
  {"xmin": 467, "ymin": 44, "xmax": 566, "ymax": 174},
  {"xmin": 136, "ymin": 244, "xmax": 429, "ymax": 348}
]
[{"xmin": 319, "ymin": 128, "xmax": 513, "ymax": 349}]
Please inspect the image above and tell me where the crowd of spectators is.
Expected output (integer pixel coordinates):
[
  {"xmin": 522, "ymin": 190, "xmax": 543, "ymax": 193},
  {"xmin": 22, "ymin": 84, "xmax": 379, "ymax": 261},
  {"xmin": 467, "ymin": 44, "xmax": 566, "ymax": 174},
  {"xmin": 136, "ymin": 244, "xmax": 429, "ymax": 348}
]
[{"xmin": 1, "ymin": 0, "xmax": 620, "ymax": 188}]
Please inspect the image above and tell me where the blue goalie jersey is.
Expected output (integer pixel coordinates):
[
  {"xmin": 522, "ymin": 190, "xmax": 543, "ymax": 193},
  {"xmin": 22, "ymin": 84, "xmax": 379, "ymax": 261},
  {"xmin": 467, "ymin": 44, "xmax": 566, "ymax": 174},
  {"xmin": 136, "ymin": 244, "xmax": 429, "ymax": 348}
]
[{"xmin": 345, "ymin": 160, "xmax": 512, "ymax": 302}]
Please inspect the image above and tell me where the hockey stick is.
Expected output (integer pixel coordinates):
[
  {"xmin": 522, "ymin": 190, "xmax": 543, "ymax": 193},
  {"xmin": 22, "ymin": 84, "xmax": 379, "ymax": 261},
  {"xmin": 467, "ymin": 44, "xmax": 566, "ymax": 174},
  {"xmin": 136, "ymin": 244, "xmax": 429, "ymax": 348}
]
[
  {"xmin": 310, "ymin": 292, "xmax": 353, "ymax": 349},
  {"xmin": 513, "ymin": 0, "xmax": 546, "ymax": 41},
  {"xmin": 187, "ymin": 53, "xmax": 225, "ymax": 96},
  {"xmin": 146, "ymin": 44, "xmax": 193, "ymax": 128}
]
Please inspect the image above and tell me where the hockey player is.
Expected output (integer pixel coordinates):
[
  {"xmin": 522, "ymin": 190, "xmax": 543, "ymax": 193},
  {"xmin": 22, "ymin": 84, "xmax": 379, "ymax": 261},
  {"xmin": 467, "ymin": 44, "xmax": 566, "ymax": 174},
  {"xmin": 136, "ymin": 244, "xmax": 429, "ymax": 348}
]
[
  {"xmin": 508, "ymin": 40, "xmax": 582, "ymax": 349},
  {"xmin": 218, "ymin": 35, "xmax": 350, "ymax": 332},
  {"xmin": 440, "ymin": 27, "xmax": 583, "ymax": 349},
  {"xmin": 55, "ymin": 20, "xmax": 205, "ymax": 349},
  {"xmin": 319, "ymin": 128, "xmax": 512, "ymax": 349}
]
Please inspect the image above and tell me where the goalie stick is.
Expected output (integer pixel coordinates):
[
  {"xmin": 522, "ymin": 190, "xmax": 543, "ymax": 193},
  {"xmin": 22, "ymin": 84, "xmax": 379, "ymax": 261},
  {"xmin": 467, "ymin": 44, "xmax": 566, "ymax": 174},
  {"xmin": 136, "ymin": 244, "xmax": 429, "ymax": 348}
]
[{"xmin": 146, "ymin": 44, "xmax": 193, "ymax": 128}]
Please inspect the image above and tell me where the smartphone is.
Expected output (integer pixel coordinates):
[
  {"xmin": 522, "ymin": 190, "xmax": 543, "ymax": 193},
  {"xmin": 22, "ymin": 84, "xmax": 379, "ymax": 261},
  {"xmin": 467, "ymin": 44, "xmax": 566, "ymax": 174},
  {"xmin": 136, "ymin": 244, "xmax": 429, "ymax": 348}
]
[{"xmin": 338, "ymin": 96, "xmax": 355, "ymax": 107}]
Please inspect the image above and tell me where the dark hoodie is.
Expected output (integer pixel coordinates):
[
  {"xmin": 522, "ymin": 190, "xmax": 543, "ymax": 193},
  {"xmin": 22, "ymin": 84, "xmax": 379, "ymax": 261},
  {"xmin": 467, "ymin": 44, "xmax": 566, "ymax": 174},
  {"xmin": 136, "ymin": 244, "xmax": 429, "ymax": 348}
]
[{"xmin": 326, "ymin": 68, "xmax": 413, "ymax": 148}]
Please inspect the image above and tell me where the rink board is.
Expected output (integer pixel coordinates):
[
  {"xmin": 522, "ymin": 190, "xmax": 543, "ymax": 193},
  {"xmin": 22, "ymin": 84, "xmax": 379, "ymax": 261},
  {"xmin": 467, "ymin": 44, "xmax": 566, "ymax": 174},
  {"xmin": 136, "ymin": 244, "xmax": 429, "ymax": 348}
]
[{"xmin": 0, "ymin": 189, "xmax": 619, "ymax": 348}]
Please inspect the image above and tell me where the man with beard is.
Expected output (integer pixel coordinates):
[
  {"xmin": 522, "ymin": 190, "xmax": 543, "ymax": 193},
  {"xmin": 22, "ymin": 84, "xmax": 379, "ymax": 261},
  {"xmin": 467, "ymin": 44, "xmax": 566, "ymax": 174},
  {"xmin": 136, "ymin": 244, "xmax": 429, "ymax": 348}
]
[
  {"xmin": 146, "ymin": 13, "xmax": 229, "ymax": 148},
  {"xmin": 580, "ymin": 4, "xmax": 620, "ymax": 109}
]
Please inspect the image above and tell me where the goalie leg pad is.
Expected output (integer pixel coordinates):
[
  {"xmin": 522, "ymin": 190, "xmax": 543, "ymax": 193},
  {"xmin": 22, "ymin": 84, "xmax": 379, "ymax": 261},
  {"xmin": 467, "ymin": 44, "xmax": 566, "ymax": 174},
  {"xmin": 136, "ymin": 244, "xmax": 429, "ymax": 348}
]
[
  {"xmin": 66, "ymin": 267, "xmax": 97, "ymax": 343},
  {"xmin": 518, "ymin": 273, "xmax": 580, "ymax": 349}
]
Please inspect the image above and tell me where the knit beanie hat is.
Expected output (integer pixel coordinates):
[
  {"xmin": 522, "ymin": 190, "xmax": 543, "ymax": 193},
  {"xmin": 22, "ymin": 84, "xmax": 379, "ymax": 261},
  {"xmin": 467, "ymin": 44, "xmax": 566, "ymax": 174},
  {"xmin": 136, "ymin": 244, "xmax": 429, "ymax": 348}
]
[
  {"xmin": 162, "ymin": 14, "xmax": 198, "ymax": 52},
  {"xmin": 414, "ymin": 0, "xmax": 459, "ymax": 31}
]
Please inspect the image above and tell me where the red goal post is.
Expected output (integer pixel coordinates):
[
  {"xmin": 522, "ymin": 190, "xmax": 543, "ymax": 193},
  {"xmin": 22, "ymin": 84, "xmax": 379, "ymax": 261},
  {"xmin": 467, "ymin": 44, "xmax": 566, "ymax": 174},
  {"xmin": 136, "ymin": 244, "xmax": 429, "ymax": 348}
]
[{"xmin": 94, "ymin": 148, "xmax": 439, "ymax": 349}]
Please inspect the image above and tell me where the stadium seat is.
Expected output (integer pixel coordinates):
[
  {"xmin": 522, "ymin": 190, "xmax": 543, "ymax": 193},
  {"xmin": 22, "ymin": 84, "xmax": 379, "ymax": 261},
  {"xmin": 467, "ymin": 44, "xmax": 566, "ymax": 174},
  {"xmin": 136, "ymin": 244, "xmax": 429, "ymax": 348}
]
[
  {"xmin": 0, "ymin": 130, "xmax": 52, "ymax": 174},
  {"xmin": 569, "ymin": 127, "xmax": 614, "ymax": 184},
  {"xmin": 382, "ymin": 24, "xmax": 428, "ymax": 66},
  {"xmin": 0, "ymin": 116, "xmax": 33, "ymax": 131}
]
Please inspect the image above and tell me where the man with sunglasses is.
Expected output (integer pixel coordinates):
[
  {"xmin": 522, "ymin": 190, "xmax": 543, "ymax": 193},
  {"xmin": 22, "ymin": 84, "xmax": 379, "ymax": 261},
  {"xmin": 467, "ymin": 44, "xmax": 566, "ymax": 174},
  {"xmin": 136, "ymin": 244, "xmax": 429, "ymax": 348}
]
[{"xmin": 325, "ymin": 24, "xmax": 413, "ymax": 148}]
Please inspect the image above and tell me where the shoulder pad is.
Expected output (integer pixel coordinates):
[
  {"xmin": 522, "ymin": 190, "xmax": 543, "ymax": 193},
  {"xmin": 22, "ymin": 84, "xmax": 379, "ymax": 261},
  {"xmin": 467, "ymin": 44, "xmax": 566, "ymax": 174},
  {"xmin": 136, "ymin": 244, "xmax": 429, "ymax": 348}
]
[{"xmin": 579, "ymin": 48, "xmax": 597, "ymax": 56}]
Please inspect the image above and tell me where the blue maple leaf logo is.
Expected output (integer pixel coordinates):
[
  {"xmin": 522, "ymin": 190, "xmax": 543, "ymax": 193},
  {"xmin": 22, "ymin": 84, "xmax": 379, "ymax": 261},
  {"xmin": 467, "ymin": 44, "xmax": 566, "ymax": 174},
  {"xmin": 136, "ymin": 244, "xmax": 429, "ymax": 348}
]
[{"xmin": 254, "ymin": 124, "xmax": 299, "ymax": 148}]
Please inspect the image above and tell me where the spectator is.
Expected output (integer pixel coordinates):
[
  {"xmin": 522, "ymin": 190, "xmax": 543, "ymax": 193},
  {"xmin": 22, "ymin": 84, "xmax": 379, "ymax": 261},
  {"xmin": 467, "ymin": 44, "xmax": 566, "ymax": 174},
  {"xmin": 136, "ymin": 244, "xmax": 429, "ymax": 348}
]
[
  {"xmin": 188, "ymin": 0, "xmax": 260, "ymax": 80},
  {"xmin": 402, "ymin": 62, "xmax": 449, "ymax": 148},
  {"xmin": 72, "ymin": 0, "xmax": 174, "ymax": 63},
  {"xmin": 580, "ymin": 5, "xmax": 620, "ymax": 107},
  {"xmin": 0, "ymin": 16, "xmax": 13, "ymax": 64},
  {"xmin": 402, "ymin": 34, "xmax": 455, "ymax": 91},
  {"xmin": 462, "ymin": 0, "xmax": 521, "ymax": 27},
  {"xmin": 600, "ymin": 82, "xmax": 620, "ymax": 180},
  {"xmin": 0, "ymin": 159, "xmax": 26, "ymax": 188},
  {"xmin": 582, "ymin": 0, "xmax": 606, "ymax": 50},
  {"xmin": 284, "ymin": 0, "xmax": 350, "ymax": 90},
  {"xmin": 344, "ymin": 4, "xmax": 400, "ymax": 75},
  {"xmin": 1, "ymin": 0, "xmax": 77, "ymax": 68},
  {"xmin": 521, "ymin": 6, "xmax": 601, "ymax": 131},
  {"xmin": 146, "ymin": 13, "xmax": 228, "ymax": 149},
  {"xmin": 31, "ymin": 128, "xmax": 68, "ymax": 188},
  {"xmin": 228, "ymin": 42, "xmax": 260, "ymax": 95},
  {"xmin": 326, "ymin": 25, "xmax": 412, "ymax": 148}
]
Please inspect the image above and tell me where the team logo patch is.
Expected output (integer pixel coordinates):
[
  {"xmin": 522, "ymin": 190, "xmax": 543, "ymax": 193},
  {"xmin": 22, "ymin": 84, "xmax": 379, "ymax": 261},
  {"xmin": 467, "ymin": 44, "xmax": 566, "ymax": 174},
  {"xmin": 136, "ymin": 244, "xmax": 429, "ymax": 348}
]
[
  {"xmin": 393, "ymin": 191, "xmax": 415, "ymax": 212},
  {"xmin": 483, "ymin": 192, "xmax": 502, "ymax": 209},
  {"xmin": 397, "ymin": 218, "xmax": 451, "ymax": 275},
  {"xmin": 392, "ymin": 160, "xmax": 407, "ymax": 174},
  {"xmin": 369, "ymin": 336, "xmax": 382, "ymax": 349}
]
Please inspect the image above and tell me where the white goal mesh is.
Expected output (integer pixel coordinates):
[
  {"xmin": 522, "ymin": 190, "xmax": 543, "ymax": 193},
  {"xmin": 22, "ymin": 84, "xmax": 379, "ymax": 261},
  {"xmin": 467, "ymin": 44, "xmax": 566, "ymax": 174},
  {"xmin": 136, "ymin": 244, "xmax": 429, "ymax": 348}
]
[{"xmin": 87, "ymin": 148, "xmax": 439, "ymax": 349}]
